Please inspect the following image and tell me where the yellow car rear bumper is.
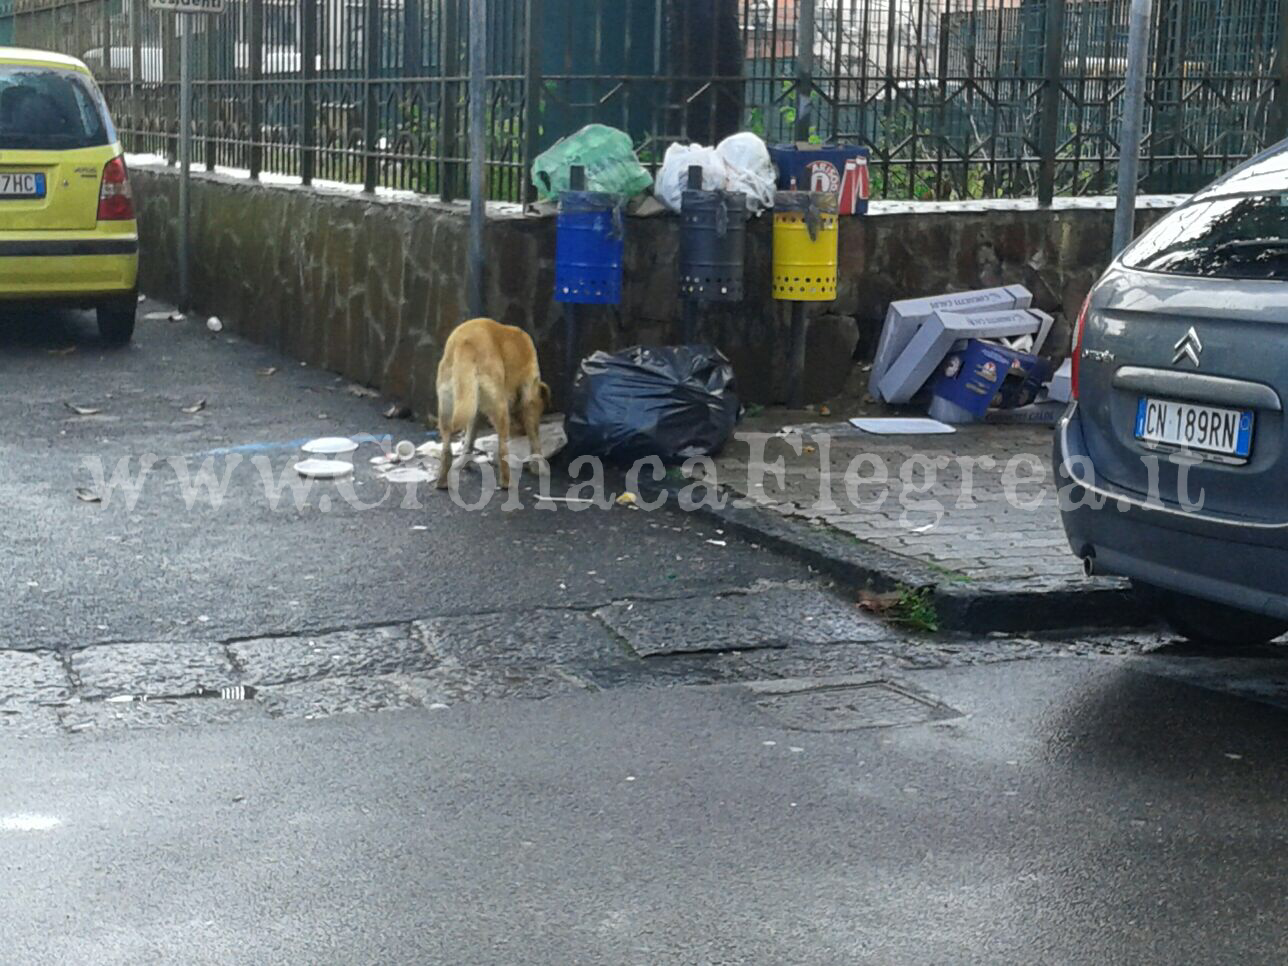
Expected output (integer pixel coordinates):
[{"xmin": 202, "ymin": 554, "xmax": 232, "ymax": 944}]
[{"xmin": 0, "ymin": 235, "xmax": 139, "ymax": 300}]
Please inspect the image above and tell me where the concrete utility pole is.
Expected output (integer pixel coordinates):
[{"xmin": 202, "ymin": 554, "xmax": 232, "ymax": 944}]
[
  {"xmin": 467, "ymin": 0, "xmax": 487, "ymax": 318},
  {"xmin": 1113, "ymin": 0, "xmax": 1153, "ymax": 257},
  {"xmin": 178, "ymin": 11, "xmax": 191, "ymax": 309},
  {"xmin": 794, "ymin": 0, "xmax": 815, "ymax": 142}
]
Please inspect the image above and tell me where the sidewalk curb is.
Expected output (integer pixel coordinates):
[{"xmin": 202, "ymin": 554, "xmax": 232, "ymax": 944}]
[{"xmin": 641, "ymin": 478, "xmax": 1149, "ymax": 635}]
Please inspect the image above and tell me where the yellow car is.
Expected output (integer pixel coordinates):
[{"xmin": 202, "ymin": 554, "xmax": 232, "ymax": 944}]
[{"xmin": 0, "ymin": 47, "xmax": 138, "ymax": 343}]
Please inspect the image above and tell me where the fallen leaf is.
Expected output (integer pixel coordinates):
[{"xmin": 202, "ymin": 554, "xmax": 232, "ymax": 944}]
[
  {"xmin": 383, "ymin": 403, "xmax": 412, "ymax": 419},
  {"xmin": 256, "ymin": 366, "xmax": 278, "ymax": 377},
  {"xmin": 181, "ymin": 399, "xmax": 207, "ymax": 414},
  {"xmin": 819, "ymin": 404, "xmax": 832, "ymax": 416},
  {"xmin": 64, "ymin": 402, "xmax": 102, "ymax": 416},
  {"xmin": 858, "ymin": 590, "xmax": 901, "ymax": 615},
  {"xmin": 615, "ymin": 492, "xmax": 638, "ymax": 506},
  {"xmin": 74, "ymin": 487, "xmax": 101, "ymax": 503}
]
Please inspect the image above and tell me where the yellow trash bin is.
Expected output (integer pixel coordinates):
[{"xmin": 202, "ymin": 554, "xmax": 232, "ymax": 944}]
[{"xmin": 772, "ymin": 190, "xmax": 839, "ymax": 302}]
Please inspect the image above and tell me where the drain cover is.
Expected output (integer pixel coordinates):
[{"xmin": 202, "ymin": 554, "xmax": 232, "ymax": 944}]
[{"xmin": 749, "ymin": 676, "xmax": 961, "ymax": 732}]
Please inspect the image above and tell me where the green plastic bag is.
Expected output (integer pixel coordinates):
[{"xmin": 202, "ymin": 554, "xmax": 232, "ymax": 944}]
[{"xmin": 530, "ymin": 124, "xmax": 653, "ymax": 202}]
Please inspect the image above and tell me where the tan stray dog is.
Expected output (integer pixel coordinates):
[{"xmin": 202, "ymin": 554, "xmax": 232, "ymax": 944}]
[{"xmin": 435, "ymin": 318, "xmax": 551, "ymax": 489}]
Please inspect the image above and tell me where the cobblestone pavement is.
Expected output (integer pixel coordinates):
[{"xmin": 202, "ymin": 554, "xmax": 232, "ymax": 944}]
[
  {"xmin": 712, "ymin": 417, "xmax": 1089, "ymax": 590},
  {"xmin": 0, "ymin": 579, "xmax": 1176, "ymax": 738}
]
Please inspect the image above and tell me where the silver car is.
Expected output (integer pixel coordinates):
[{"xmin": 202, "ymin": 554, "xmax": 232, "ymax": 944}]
[{"xmin": 1056, "ymin": 142, "xmax": 1288, "ymax": 645}]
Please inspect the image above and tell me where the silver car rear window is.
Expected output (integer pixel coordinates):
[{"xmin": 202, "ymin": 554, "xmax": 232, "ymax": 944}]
[
  {"xmin": 1122, "ymin": 194, "xmax": 1288, "ymax": 280},
  {"xmin": 0, "ymin": 66, "xmax": 110, "ymax": 150}
]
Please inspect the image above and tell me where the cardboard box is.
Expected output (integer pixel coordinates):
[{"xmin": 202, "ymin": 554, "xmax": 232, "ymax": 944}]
[
  {"xmin": 877, "ymin": 307, "xmax": 1052, "ymax": 405},
  {"xmin": 770, "ymin": 143, "xmax": 870, "ymax": 215},
  {"xmin": 868, "ymin": 285, "xmax": 1032, "ymax": 400},
  {"xmin": 1046, "ymin": 357, "xmax": 1074, "ymax": 403}
]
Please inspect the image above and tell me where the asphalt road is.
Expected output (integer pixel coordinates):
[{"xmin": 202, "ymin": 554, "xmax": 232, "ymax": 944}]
[
  {"xmin": 2, "ymin": 302, "xmax": 1287, "ymax": 964},
  {"xmin": 0, "ymin": 302, "xmax": 814, "ymax": 649},
  {"xmin": 3, "ymin": 657, "xmax": 1287, "ymax": 964}
]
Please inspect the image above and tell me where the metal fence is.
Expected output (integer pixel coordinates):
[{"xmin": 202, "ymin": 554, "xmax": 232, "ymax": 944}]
[{"xmin": 4, "ymin": 0, "xmax": 1286, "ymax": 202}]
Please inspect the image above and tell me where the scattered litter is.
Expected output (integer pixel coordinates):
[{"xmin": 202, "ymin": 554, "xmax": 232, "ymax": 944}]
[
  {"xmin": 818, "ymin": 404, "xmax": 831, "ymax": 416},
  {"xmin": 215, "ymin": 685, "xmax": 255, "ymax": 700},
  {"xmin": 49, "ymin": 346, "xmax": 76, "ymax": 356},
  {"xmin": 762, "ymin": 740, "xmax": 777, "ymax": 746},
  {"xmin": 181, "ymin": 399, "xmax": 207, "ymax": 414},
  {"xmin": 411, "ymin": 525, "xmax": 428, "ymax": 531},
  {"xmin": 394, "ymin": 440, "xmax": 416, "ymax": 461},
  {"xmin": 136, "ymin": 293, "xmax": 146, "ymax": 302},
  {"xmin": 615, "ymin": 492, "xmax": 637, "ymax": 507},
  {"xmin": 706, "ymin": 539, "xmax": 727, "ymax": 547},
  {"xmin": 294, "ymin": 458, "xmax": 354, "ymax": 480},
  {"xmin": 346, "ymin": 383, "xmax": 379, "ymax": 398},
  {"xmin": 536, "ymin": 495, "xmax": 597, "ymax": 504},
  {"xmin": 803, "ymin": 445, "xmax": 816, "ymax": 455},
  {"xmin": 206, "ymin": 316, "xmax": 223, "ymax": 332},
  {"xmin": 879, "ymin": 306, "xmax": 1051, "ymax": 405},
  {"xmin": 142, "ymin": 311, "xmax": 171, "ymax": 322},
  {"xmin": 168, "ymin": 312, "xmax": 184, "ymax": 323},
  {"xmin": 1224, "ymin": 753, "xmax": 1244, "ymax": 760},
  {"xmin": 63, "ymin": 402, "xmax": 102, "ymax": 416},
  {"xmin": 624, "ymin": 775, "xmax": 636, "ymax": 782},
  {"xmin": 256, "ymin": 366, "xmax": 278, "ymax": 377},
  {"xmin": 370, "ymin": 455, "xmax": 394, "ymax": 466},
  {"xmin": 383, "ymin": 403, "xmax": 412, "ymax": 420},
  {"xmin": 74, "ymin": 487, "xmax": 101, "ymax": 503},
  {"xmin": 789, "ymin": 746, "xmax": 804, "ymax": 753},
  {"xmin": 105, "ymin": 695, "xmax": 134, "ymax": 703},
  {"xmin": 869, "ymin": 285, "xmax": 1031, "ymax": 398},
  {"xmin": 385, "ymin": 466, "xmax": 432, "ymax": 484},
  {"xmin": 301, "ymin": 436, "xmax": 359, "ymax": 455},
  {"xmin": 850, "ymin": 417, "xmax": 956, "ymax": 435},
  {"xmin": 197, "ymin": 615, "xmax": 210, "ymax": 623},
  {"xmin": 428, "ymin": 702, "xmax": 449, "ymax": 710}
]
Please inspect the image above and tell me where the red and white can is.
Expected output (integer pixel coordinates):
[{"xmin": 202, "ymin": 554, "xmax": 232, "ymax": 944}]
[{"xmin": 838, "ymin": 156, "xmax": 870, "ymax": 215}]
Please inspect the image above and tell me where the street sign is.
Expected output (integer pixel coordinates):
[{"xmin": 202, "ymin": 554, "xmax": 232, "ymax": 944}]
[{"xmin": 149, "ymin": 0, "xmax": 224, "ymax": 13}]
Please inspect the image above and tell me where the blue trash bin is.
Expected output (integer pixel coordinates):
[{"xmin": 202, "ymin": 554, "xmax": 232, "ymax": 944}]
[{"xmin": 555, "ymin": 190, "xmax": 624, "ymax": 305}]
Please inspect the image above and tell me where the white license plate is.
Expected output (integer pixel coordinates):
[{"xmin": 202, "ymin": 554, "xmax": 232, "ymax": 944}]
[
  {"xmin": 0, "ymin": 173, "xmax": 46, "ymax": 198},
  {"xmin": 1135, "ymin": 396, "xmax": 1254, "ymax": 460}
]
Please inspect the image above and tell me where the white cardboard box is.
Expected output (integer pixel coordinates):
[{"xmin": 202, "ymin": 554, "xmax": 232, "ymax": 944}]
[
  {"xmin": 1046, "ymin": 357, "xmax": 1074, "ymax": 403},
  {"xmin": 868, "ymin": 284, "xmax": 1032, "ymax": 400},
  {"xmin": 877, "ymin": 307, "xmax": 1053, "ymax": 405}
]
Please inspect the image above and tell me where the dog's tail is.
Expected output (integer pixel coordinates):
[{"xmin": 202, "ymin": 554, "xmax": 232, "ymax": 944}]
[{"xmin": 447, "ymin": 360, "xmax": 480, "ymax": 436}]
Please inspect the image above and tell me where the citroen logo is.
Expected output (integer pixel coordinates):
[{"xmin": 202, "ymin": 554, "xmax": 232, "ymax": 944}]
[{"xmin": 1173, "ymin": 327, "xmax": 1203, "ymax": 367}]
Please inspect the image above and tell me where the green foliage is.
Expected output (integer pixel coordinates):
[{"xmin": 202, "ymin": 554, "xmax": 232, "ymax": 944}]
[{"xmin": 890, "ymin": 587, "xmax": 939, "ymax": 633}]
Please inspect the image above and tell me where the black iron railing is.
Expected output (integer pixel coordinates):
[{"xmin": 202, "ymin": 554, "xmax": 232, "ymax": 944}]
[{"xmin": 5, "ymin": 0, "xmax": 1284, "ymax": 202}]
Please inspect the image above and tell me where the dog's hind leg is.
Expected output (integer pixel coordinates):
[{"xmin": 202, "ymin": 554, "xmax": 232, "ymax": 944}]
[
  {"xmin": 434, "ymin": 384, "xmax": 456, "ymax": 489},
  {"xmin": 488, "ymin": 404, "xmax": 512, "ymax": 488}
]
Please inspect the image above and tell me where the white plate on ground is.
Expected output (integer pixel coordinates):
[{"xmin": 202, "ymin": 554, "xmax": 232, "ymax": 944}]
[
  {"xmin": 295, "ymin": 458, "xmax": 354, "ymax": 479},
  {"xmin": 849, "ymin": 417, "xmax": 956, "ymax": 435},
  {"xmin": 384, "ymin": 466, "xmax": 432, "ymax": 484},
  {"xmin": 301, "ymin": 436, "xmax": 359, "ymax": 455}
]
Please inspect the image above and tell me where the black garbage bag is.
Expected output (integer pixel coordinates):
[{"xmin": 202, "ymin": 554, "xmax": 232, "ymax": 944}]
[{"xmin": 564, "ymin": 345, "xmax": 740, "ymax": 465}]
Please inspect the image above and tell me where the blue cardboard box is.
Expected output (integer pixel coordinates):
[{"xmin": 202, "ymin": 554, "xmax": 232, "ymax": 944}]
[
  {"xmin": 928, "ymin": 340, "xmax": 1045, "ymax": 423},
  {"xmin": 769, "ymin": 144, "xmax": 869, "ymax": 215}
]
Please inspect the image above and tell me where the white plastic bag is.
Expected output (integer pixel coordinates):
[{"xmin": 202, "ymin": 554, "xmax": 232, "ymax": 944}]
[
  {"xmin": 653, "ymin": 143, "xmax": 730, "ymax": 213},
  {"xmin": 716, "ymin": 132, "xmax": 776, "ymax": 215}
]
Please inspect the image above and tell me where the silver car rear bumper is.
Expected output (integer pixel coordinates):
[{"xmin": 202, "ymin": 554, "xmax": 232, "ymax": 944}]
[{"xmin": 1055, "ymin": 403, "xmax": 1288, "ymax": 621}]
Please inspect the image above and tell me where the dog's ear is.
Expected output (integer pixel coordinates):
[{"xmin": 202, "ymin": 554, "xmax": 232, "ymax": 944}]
[{"xmin": 538, "ymin": 381, "xmax": 552, "ymax": 411}]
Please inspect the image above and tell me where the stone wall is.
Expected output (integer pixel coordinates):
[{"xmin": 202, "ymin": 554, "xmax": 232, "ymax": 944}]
[{"xmin": 131, "ymin": 163, "xmax": 1173, "ymax": 413}]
